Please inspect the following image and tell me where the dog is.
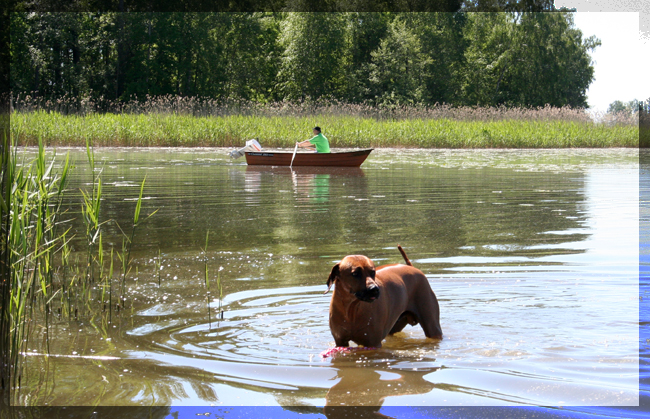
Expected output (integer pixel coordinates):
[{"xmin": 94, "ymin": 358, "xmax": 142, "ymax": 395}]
[{"xmin": 325, "ymin": 245, "xmax": 442, "ymax": 348}]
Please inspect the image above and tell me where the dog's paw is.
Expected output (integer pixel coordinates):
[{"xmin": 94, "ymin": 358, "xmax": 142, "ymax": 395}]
[{"xmin": 320, "ymin": 346, "xmax": 378, "ymax": 358}]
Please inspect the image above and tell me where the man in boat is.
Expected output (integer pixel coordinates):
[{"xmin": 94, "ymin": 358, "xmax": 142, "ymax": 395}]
[{"xmin": 297, "ymin": 126, "xmax": 330, "ymax": 153}]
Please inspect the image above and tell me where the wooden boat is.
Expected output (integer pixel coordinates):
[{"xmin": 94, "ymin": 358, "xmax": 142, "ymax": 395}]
[{"xmin": 244, "ymin": 149, "xmax": 373, "ymax": 167}]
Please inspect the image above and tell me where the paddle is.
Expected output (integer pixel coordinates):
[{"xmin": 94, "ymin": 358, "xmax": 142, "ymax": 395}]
[{"xmin": 290, "ymin": 142, "xmax": 299, "ymax": 168}]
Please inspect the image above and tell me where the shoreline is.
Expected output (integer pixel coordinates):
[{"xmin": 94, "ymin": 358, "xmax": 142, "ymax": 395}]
[
  {"xmin": 12, "ymin": 143, "xmax": 641, "ymax": 150},
  {"xmin": 12, "ymin": 142, "xmax": 640, "ymax": 150},
  {"xmin": 11, "ymin": 111, "xmax": 640, "ymax": 149},
  {"xmin": 13, "ymin": 146, "xmax": 641, "ymax": 154}
]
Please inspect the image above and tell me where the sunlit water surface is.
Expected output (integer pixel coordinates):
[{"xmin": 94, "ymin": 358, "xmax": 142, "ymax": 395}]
[{"xmin": 17, "ymin": 148, "xmax": 638, "ymax": 409}]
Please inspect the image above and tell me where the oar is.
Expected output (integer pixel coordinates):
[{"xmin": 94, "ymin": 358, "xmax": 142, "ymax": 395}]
[{"xmin": 290, "ymin": 142, "xmax": 299, "ymax": 168}]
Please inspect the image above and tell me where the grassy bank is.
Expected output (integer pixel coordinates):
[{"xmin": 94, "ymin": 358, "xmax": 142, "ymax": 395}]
[{"xmin": 11, "ymin": 109, "xmax": 639, "ymax": 148}]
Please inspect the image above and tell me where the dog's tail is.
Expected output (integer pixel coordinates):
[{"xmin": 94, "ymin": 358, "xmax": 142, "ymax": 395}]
[{"xmin": 397, "ymin": 244, "xmax": 413, "ymax": 266}]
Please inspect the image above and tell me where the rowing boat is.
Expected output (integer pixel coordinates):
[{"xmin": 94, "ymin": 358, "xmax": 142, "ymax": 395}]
[{"xmin": 244, "ymin": 149, "xmax": 373, "ymax": 167}]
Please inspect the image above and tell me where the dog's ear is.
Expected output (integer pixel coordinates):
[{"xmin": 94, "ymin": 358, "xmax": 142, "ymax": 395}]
[{"xmin": 324, "ymin": 263, "xmax": 340, "ymax": 294}]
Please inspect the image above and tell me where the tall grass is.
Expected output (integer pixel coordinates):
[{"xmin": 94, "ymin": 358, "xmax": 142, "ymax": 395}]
[
  {"xmin": 9, "ymin": 95, "xmax": 639, "ymax": 148},
  {"xmin": 12, "ymin": 94, "xmax": 615, "ymax": 121},
  {"xmin": 11, "ymin": 109, "xmax": 639, "ymax": 148},
  {"xmin": 1, "ymin": 135, "xmax": 10, "ymax": 398},
  {"xmin": 0, "ymin": 137, "xmax": 153, "ymax": 400},
  {"xmin": 2, "ymin": 137, "xmax": 71, "ymax": 392}
]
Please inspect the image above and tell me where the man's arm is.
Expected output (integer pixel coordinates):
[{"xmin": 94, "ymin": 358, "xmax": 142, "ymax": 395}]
[{"xmin": 298, "ymin": 139, "xmax": 316, "ymax": 149}]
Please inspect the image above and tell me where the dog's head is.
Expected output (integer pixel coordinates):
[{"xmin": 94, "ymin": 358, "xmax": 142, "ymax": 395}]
[{"xmin": 325, "ymin": 255, "xmax": 380, "ymax": 302}]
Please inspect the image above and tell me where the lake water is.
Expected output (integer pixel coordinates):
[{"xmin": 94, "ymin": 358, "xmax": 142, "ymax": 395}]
[{"xmin": 16, "ymin": 148, "xmax": 639, "ymax": 412}]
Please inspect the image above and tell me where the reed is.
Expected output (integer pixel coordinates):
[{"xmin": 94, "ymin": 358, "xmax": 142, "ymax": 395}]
[
  {"xmin": 116, "ymin": 175, "xmax": 156, "ymax": 310},
  {"xmin": 1, "ymin": 137, "xmax": 156, "ymax": 400},
  {"xmin": 0, "ymin": 136, "xmax": 7, "ymax": 399},
  {"xmin": 11, "ymin": 106, "xmax": 639, "ymax": 148},
  {"xmin": 156, "ymin": 249, "xmax": 162, "ymax": 288},
  {"xmin": 1, "ymin": 137, "xmax": 71, "ymax": 392},
  {"xmin": 217, "ymin": 267, "xmax": 223, "ymax": 320},
  {"xmin": 9, "ymin": 94, "xmax": 639, "ymax": 124},
  {"xmin": 199, "ymin": 231, "xmax": 226, "ymax": 326},
  {"xmin": 202, "ymin": 231, "xmax": 211, "ymax": 327}
]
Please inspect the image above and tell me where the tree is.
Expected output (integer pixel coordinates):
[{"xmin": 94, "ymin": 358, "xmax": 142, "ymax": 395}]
[
  {"xmin": 461, "ymin": 0, "xmax": 555, "ymax": 12},
  {"xmin": 368, "ymin": 16, "xmax": 431, "ymax": 105},
  {"xmin": 9, "ymin": 11, "xmax": 601, "ymax": 110},
  {"xmin": 277, "ymin": 12, "xmax": 347, "ymax": 101},
  {"xmin": 216, "ymin": 13, "xmax": 282, "ymax": 102},
  {"xmin": 459, "ymin": 12, "xmax": 513, "ymax": 106},
  {"xmin": 502, "ymin": 12, "xmax": 599, "ymax": 108},
  {"xmin": 607, "ymin": 99, "xmax": 640, "ymax": 114},
  {"xmin": 339, "ymin": 12, "xmax": 390, "ymax": 103},
  {"xmin": 459, "ymin": 12, "xmax": 599, "ymax": 108},
  {"xmin": 78, "ymin": 13, "xmax": 119, "ymax": 104},
  {"xmin": 402, "ymin": 12, "xmax": 468, "ymax": 105},
  {"xmin": 11, "ymin": 13, "xmax": 85, "ymax": 101}
]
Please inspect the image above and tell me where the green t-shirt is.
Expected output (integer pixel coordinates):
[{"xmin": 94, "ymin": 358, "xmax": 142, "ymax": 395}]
[{"xmin": 309, "ymin": 133, "xmax": 331, "ymax": 153}]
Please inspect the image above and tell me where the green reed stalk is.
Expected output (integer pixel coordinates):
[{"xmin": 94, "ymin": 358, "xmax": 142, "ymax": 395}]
[
  {"xmin": 118, "ymin": 176, "xmax": 157, "ymax": 308},
  {"xmin": 2, "ymin": 138, "xmax": 157, "ymax": 399},
  {"xmin": 10, "ymin": 107, "xmax": 640, "ymax": 148},
  {"xmin": 156, "ymin": 249, "xmax": 162, "ymax": 288},
  {"xmin": 98, "ymin": 232, "xmax": 104, "ymax": 301},
  {"xmin": 203, "ymin": 231, "xmax": 211, "ymax": 327},
  {"xmin": 109, "ymin": 248, "xmax": 114, "ymax": 323},
  {"xmin": 1, "ymin": 134, "xmax": 11, "ymax": 398},
  {"xmin": 81, "ymin": 138, "xmax": 103, "ymax": 287},
  {"xmin": 3, "ymin": 136, "xmax": 71, "ymax": 394}
]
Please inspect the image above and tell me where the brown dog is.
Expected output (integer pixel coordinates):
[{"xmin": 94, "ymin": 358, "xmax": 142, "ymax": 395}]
[{"xmin": 325, "ymin": 245, "xmax": 442, "ymax": 348}]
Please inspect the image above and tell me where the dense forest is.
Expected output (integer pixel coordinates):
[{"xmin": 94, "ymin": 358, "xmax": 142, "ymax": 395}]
[{"xmin": 10, "ymin": 11, "xmax": 600, "ymax": 110}]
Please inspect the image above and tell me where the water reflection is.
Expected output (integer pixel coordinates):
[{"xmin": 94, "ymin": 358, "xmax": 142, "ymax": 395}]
[
  {"xmin": 293, "ymin": 172, "xmax": 330, "ymax": 204},
  {"xmin": 244, "ymin": 166, "xmax": 365, "ymax": 205},
  {"xmin": 74, "ymin": 151, "xmax": 590, "ymax": 268},
  {"xmin": 20, "ymin": 351, "xmax": 218, "ymax": 407},
  {"xmin": 14, "ymin": 148, "xmax": 639, "ymax": 407},
  {"xmin": 245, "ymin": 165, "xmax": 365, "ymax": 178},
  {"xmin": 6, "ymin": 407, "xmax": 172, "ymax": 419},
  {"xmin": 324, "ymin": 349, "xmax": 440, "ymax": 411}
]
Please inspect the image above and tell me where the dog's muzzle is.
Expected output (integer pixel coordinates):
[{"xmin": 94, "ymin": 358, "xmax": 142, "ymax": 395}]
[{"xmin": 354, "ymin": 284, "xmax": 380, "ymax": 302}]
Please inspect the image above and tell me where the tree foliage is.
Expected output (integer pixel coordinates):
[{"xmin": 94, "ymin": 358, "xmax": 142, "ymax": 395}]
[
  {"xmin": 608, "ymin": 99, "xmax": 642, "ymax": 115},
  {"xmin": 278, "ymin": 12, "xmax": 347, "ymax": 100},
  {"xmin": 10, "ymin": 11, "xmax": 600, "ymax": 109}
]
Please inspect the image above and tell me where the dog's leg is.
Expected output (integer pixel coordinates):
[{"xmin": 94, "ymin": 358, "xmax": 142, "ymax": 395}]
[
  {"xmin": 334, "ymin": 337, "xmax": 350, "ymax": 347},
  {"xmin": 360, "ymin": 337, "xmax": 384, "ymax": 348},
  {"xmin": 421, "ymin": 320, "xmax": 443, "ymax": 338},
  {"xmin": 389, "ymin": 316, "xmax": 409, "ymax": 335},
  {"xmin": 418, "ymin": 298, "xmax": 443, "ymax": 338},
  {"xmin": 389, "ymin": 312, "xmax": 418, "ymax": 335}
]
